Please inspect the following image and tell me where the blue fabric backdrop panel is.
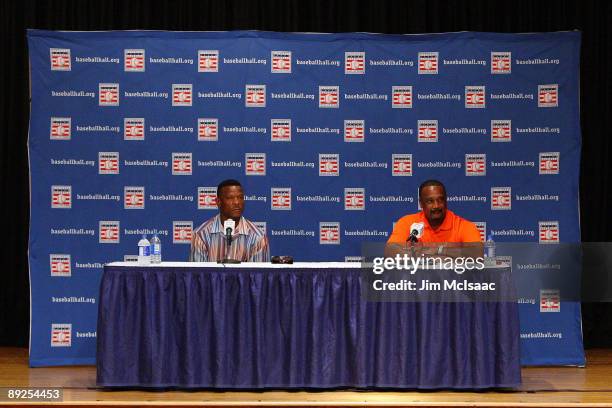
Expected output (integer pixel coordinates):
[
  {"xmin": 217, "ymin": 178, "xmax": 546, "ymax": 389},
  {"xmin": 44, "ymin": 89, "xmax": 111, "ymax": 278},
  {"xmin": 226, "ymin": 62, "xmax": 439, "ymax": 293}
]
[{"xmin": 27, "ymin": 30, "xmax": 583, "ymax": 367}]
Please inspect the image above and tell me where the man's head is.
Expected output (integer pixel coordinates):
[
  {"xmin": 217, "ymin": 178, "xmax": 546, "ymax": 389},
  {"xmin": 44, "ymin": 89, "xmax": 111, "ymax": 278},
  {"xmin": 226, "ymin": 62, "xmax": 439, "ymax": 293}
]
[
  {"xmin": 217, "ymin": 179, "xmax": 244, "ymax": 222},
  {"xmin": 419, "ymin": 179, "xmax": 447, "ymax": 228}
]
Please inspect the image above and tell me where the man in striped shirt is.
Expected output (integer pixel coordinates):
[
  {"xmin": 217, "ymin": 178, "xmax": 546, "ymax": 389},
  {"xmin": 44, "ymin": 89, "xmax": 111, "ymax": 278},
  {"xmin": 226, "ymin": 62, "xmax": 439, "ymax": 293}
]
[{"xmin": 190, "ymin": 179, "xmax": 270, "ymax": 262}]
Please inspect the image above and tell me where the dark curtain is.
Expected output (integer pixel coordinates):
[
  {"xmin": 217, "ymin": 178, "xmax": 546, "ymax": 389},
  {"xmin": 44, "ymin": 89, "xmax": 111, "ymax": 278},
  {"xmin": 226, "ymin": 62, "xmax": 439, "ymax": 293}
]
[{"xmin": 1, "ymin": 0, "xmax": 610, "ymax": 347}]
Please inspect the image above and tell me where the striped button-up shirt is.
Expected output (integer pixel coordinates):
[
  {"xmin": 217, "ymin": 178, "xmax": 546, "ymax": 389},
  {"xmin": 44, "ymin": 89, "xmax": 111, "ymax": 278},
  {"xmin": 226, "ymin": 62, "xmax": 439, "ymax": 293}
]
[{"xmin": 189, "ymin": 215, "xmax": 270, "ymax": 262}]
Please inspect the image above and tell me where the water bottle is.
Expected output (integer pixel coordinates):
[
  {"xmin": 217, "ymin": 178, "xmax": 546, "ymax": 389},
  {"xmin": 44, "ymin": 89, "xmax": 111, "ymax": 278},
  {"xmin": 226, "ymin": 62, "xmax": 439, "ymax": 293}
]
[
  {"xmin": 485, "ymin": 234, "xmax": 495, "ymax": 258},
  {"xmin": 138, "ymin": 235, "xmax": 151, "ymax": 265},
  {"xmin": 150, "ymin": 234, "xmax": 162, "ymax": 264}
]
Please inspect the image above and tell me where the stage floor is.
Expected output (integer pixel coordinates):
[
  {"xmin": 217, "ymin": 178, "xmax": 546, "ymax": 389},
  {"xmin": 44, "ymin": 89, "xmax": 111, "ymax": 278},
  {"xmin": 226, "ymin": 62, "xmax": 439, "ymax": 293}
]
[{"xmin": 1, "ymin": 348, "xmax": 612, "ymax": 407}]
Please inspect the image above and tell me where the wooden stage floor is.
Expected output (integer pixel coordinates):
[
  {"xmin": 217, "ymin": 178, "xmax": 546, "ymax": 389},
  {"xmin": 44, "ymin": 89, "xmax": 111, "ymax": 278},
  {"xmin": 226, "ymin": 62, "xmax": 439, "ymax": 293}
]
[{"xmin": 2, "ymin": 348, "xmax": 612, "ymax": 407}]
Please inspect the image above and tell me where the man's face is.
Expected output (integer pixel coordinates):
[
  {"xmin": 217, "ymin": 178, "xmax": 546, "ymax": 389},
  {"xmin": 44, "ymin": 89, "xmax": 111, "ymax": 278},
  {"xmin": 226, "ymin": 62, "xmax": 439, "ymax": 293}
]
[
  {"xmin": 217, "ymin": 185, "xmax": 244, "ymax": 221},
  {"xmin": 419, "ymin": 185, "xmax": 447, "ymax": 225}
]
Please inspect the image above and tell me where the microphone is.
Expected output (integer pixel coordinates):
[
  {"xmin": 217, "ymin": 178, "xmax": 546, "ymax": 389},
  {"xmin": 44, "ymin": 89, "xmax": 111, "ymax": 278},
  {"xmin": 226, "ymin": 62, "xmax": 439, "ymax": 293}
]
[
  {"xmin": 223, "ymin": 219, "xmax": 235, "ymax": 247},
  {"xmin": 408, "ymin": 222, "xmax": 424, "ymax": 243}
]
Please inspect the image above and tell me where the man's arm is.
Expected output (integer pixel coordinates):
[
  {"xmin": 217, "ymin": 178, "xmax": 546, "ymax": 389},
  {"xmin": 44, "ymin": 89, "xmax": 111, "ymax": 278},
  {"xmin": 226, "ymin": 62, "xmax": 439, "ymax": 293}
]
[
  {"xmin": 248, "ymin": 234, "xmax": 270, "ymax": 262},
  {"xmin": 189, "ymin": 232, "xmax": 209, "ymax": 262}
]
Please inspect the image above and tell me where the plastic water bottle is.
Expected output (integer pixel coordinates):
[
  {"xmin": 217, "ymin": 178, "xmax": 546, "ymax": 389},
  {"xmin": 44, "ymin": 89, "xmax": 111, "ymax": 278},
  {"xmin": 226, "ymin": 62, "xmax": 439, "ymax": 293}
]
[
  {"xmin": 150, "ymin": 234, "xmax": 162, "ymax": 264},
  {"xmin": 138, "ymin": 235, "xmax": 151, "ymax": 265},
  {"xmin": 485, "ymin": 234, "xmax": 495, "ymax": 258}
]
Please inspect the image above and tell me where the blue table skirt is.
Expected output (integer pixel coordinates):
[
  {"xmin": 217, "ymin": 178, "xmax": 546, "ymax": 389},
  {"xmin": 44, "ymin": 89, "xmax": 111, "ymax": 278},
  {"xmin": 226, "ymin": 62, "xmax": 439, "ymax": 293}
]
[{"xmin": 96, "ymin": 265, "xmax": 521, "ymax": 389}]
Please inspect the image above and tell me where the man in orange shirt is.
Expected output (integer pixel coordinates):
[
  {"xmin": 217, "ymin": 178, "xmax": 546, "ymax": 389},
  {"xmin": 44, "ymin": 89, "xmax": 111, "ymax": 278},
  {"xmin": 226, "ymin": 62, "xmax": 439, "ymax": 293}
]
[{"xmin": 387, "ymin": 180, "xmax": 482, "ymax": 257}]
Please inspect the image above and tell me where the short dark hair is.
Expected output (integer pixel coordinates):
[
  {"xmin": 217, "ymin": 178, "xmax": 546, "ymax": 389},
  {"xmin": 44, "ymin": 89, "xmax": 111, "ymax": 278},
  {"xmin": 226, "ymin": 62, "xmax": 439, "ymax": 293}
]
[
  {"xmin": 418, "ymin": 179, "xmax": 446, "ymax": 199},
  {"xmin": 217, "ymin": 179, "xmax": 242, "ymax": 196}
]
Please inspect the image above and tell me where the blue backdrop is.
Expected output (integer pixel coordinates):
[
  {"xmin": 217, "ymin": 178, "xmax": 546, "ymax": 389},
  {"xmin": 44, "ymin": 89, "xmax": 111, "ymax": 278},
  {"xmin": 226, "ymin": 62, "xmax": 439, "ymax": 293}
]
[{"xmin": 27, "ymin": 30, "xmax": 584, "ymax": 367}]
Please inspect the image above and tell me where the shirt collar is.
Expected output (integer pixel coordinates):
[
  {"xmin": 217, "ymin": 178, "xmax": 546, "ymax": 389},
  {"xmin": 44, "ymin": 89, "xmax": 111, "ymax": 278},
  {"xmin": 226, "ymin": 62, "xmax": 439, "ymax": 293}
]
[
  {"xmin": 420, "ymin": 209, "xmax": 454, "ymax": 232},
  {"xmin": 211, "ymin": 214, "xmax": 248, "ymax": 235}
]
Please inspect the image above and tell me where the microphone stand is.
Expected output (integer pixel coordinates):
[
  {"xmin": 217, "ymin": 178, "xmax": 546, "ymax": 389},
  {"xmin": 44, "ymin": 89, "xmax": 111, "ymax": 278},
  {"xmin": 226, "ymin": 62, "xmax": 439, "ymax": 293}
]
[{"xmin": 218, "ymin": 227, "xmax": 241, "ymax": 264}]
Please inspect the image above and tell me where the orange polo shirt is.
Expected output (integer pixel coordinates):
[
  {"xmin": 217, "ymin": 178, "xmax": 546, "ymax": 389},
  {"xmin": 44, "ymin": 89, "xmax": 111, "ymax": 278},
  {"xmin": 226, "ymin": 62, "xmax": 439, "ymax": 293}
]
[{"xmin": 388, "ymin": 210, "xmax": 482, "ymax": 243}]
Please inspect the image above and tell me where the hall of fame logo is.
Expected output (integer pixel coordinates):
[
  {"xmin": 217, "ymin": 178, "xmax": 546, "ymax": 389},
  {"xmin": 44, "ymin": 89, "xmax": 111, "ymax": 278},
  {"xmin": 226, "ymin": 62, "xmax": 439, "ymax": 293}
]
[
  {"xmin": 173, "ymin": 221, "xmax": 193, "ymax": 244},
  {"xmin": 271, "ymin": 119, "xmax": 291, "ymax": 142},
  {"xmin": 245, "ymin": 153, "xmax": 266, "ymax": 176},
  {"xmin": 51, "ymin": 185, "xmax": 72, "ymax": 209},
  {"xmin": 99, "ymin": 221, "xmax": 120, "ymax": 243},
  {"xmin": 198, "ymin": 187, "xmax": 217, "ymax": 210},
  {"xmin": 344, "ymin": 188, "xmax": 365, "ymax": 211},
  {"xmin": 344, "ymin": 120, "xmax": 365, "ymax": 142},
  {"xmin": 345, "ymin": 52, "xmax": 365, "ymax": 74},
  {"xmin": 539, "ymin": 152, "xmax": 560, "ymax": 175},
  {"xmin": 320, "ymin": 222, "xmax": 340, "ymax": 245},
  {"xmin": 491, "ymin": 187, "xmax": 511, "ymax": 210},
  {"xmin": 198, "ymin": 118, "xmax": 218, "ymax": 141},
  {"xmin": 538, "ymin": 84, "xmax": 558, "ymax": 107},
  {"xmin": 491, "ymin": 52, "xmax": 511, "ymax": 74},
  {"xmin": 465, "ymin": 86, "xmax": 486, "ymax": 108},
  {"xmin": 271, "ymin": 188, "xmax": 292, "ymax": 210},
  {"xmin": 271, "ymin": 51, "xmax": 292, "ymax": 73},
  {"xmin": 172, "ymin": 84, "xmax": 192, "ymax": 106},
  {"xmin": 540, "ymin": 289, "xmax": 560, "ymax": 312},
  {"xmin": 99, "ymin": 83, "xmax": 119, "ymax": 106},
  {"xmin": 253, "ymin": 221, "xmax": 267, "ymax": 235},
  {"xmin": 491, "ymin": 120, "xmax": 511, "ymax": 142},
  {"xmin": 124, "ymin": 118, "xmax": 145, "ymax": 140},
  {"xmin": 392, "ymin": 86, "xmax": 412, "ymax": 108},
  {"xmin": 198, "ymin": 50, "xmax": 219, "ymax": 72},
  {"xmin": 172, "ymin": 153, "xmax": 192, "ymax": 175},
  {"xmin": 50, "ymin": 48, "xmax": 71, "ymax": 71},
  {"xmin": 418, "ymin": 52, "xmax": 438, "ymax": 74},
  {"xmin": 474, "ymin": 222, "xmax": 487, "ymax": 242},
  {"xmin": 319, "ymin": 154, "xmax": 339, "ymax": 176},
  {"xmin": 319, "ymin": 86, "xmax": 339, "ymax": 108},
  {"xmin": 50, "ymin": 254, "xmax": 71, "ymax": 277},
  {"xmin": 51, "ymin": 324, "xmax": 72, "ymax": 347},
  {"xmin": 50, "ymin": 117, "xmax": 71, "ymax": 140},
  {"xmin": 418, "ymin": 120, "xmax": 438, "ymax": 142},
  {"xmin": 124, "ymin": 255, "xmax": 139, "ymax": 263},
  {"xmin": 98, "ymin": 152, "xmax": 119, "ymax": 175},
  {"xmin": 124, "ymin": 186, "xmax": 145, "ymax": 209},
  {"xmin": 124, "ymin": 49, "xmax": 145, "ymax": 72},
  {"xmin": 539, "ymin": 221, "xmax": 559, "ymax": 244},
  {"xmin": 245, "ymin": 85, "xmax": 266, "ymax": 107},
  {"xmin": 465, "ymin": 154, "xmax": 486, "ymax": 176},
  {"xmin": 392, "ymin": 154, "xmax": 413, "ymax": 176}
]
